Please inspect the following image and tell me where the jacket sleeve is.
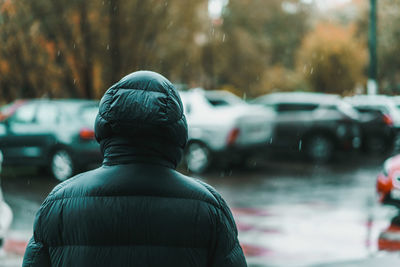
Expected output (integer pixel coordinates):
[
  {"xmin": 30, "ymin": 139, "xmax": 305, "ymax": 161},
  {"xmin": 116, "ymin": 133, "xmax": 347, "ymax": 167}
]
[
  {"xmin": 197, "ymin": 180, "xmax": 247, "ymax": 267},
  {"xmin": 22, "ymin": 237, "xmax": 51, "ymax": 267},
  {"xmin": 210, "ymin": 198, "xmax": 247, "ymax": 267},
  {"xmin": 22, "ymin": 197, "xmax": 53, "ymax": 267}
]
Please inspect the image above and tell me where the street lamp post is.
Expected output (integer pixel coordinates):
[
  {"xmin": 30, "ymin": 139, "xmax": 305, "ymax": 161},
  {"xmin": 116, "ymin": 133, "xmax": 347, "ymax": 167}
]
[{"xmin": 368, "ymin": 0, "xmax": 378, "ymax": 95}]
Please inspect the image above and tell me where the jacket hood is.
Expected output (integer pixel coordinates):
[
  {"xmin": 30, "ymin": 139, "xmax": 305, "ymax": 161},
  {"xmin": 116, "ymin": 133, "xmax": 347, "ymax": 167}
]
[{"xmin": 95, "ymin": 71, "xmax": 188, "ymax": 168}]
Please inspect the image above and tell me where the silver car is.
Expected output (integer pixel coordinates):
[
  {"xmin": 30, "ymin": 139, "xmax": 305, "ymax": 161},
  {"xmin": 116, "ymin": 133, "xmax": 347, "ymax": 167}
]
[{"xmin": 180, "ymin": 89, "xmax": 275, "ymax": 173}]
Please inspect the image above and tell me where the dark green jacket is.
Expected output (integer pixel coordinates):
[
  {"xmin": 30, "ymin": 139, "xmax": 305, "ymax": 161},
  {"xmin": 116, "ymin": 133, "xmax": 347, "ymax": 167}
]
[{"xmin": 23, "ymin": 71, "xmax": 247, "ymax": 267}]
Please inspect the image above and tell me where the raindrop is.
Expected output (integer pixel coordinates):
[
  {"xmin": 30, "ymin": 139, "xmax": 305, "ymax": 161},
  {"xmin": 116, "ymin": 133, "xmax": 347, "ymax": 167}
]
[
  {"xmin": 73, "ymin": 43, "xmax": 76, "ymax": 49},
  {"xmin": 106, "ymin": 44, "xmax": 110, "ymax": 50},
  {"xmin": 310, "ymin": 68, "xmax": 314, "ymax": 74},
  {"xmin": 73, "ymin": 79, "xmax": 77, "ymax": 84},
  {"xmin": 298, "ymin": 140, "xmax": 302, "ymax": 151},
  {"xmin": 57, "ymin": 50, "xmax": 61, "ymax": 56},
  {"xmin": 222, "ymin": 34, "xmax": 226, "ymax": 42},
  {"xmin": 269, "ymin": 138, "xmax": 273, "ymax": 144},
  {"xmin": 303, "ymin": 65, "xmax": 307, "ymax": 73}
]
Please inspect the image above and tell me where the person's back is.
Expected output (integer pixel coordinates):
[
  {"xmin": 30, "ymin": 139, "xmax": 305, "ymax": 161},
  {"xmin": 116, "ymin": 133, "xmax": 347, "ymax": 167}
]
[{"xmin": 23, "ymin": 71, "xmax": 247, "ymax": 267}]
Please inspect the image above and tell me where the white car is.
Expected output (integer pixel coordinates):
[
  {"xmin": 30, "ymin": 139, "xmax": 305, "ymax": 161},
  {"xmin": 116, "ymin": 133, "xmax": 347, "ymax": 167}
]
[
  {"xmin": 179, "ymin": 89, "xmax": 275, "ymax": 173},
  {"xmin": 0, "ymin": 151, "xmax": 12, "ymax": 249}
]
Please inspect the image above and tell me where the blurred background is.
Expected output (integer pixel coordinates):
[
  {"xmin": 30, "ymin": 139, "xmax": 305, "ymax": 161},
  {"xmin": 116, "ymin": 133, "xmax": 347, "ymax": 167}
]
[{"xmin": 2, "ymin": 0, "xmax": 400, "ymax": 266}]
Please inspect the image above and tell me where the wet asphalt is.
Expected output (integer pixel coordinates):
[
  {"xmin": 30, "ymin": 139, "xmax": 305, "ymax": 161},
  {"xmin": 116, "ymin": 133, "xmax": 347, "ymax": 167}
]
[{"xmin": 2, "ymin": 151, "xmax": 400, "ymax": 266}]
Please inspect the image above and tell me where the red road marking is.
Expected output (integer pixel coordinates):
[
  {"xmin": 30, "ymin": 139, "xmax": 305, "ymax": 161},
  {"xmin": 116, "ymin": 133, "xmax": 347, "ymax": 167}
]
[
  {"xmin": 236, "ymin": 221, "xmax": 281, "ymax": 234},
  {"xmin": 232, "ymin": 207, "xmax": 272, "ymax": 216},
  {"xmin": 3, "ymin": 239, "xmax": 28, "ymax": 256},
  {"xmin": 241, "ymin": 243, "xmax": 273, "ymax": 257}
]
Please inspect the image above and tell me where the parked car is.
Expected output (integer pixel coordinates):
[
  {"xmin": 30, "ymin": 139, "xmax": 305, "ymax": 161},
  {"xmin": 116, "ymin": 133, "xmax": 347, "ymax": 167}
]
[
  {"xmin": 0, "ymin": 99, "xmax": 102, "ymax": 181},
  {"xmin": 352, "ymin": 106, "xmax": 396, "ymax": 153},
  {"xmin": 391, "ymin": 96, "xmax": 400, "ymax": 110},
  {"xmin": 0, "ymin": 150, "xmax": 12, "ymax": 249},
  {"xmin": 344, "ymin": 95, "xmax": 400, "ymax": 131},
  {"xmin": 377, "ymin": 154, "xmax": 400, "ymax": 207},
  {"xmin": 179, "ymin": 89, "xmax": 275, "ymax": 173},
  {"xmin": 252, "ymin": 92, "xmax": 361, "ymax": 161},
  {"xmin": 201, "ymin": 90, "xmax": 246, "ymax": 106}
]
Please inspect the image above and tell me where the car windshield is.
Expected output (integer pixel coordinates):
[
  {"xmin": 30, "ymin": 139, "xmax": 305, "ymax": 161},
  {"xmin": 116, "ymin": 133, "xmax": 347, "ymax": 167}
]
[
  {"xmin": 59, "ymin": 102, "xmax": 99, "ymax": 124},
  {"xmin": 79, "ymin": 105, "xmax": 99, "ymax": 125}
]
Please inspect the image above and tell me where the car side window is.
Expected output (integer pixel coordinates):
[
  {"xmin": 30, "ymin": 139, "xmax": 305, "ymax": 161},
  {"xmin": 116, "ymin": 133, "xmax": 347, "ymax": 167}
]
[
  {"xmin": 276, "ymin": 103, "xmax": 318, "ymax": 113},
  {"xmin": 36, "ymin": 103, "xmax": 60, "ymax": 125},
  {"xmin": 10, "ymin": 103, "xmax": 37, "ymax": 123}
]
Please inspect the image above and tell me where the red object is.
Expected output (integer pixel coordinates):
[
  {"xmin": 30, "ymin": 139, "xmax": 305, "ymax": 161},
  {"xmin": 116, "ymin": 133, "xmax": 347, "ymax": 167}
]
[
  {"xmin": 378, "ymin": 225, "xmax": 400, "ymax": 251},
  {"xmin": 376, "ymin": 154, "xmax": 400, "ymax": 202},
  {"xmin": 227, "ymin": 128, "xmax": 240, "ymax": 146},
  {"xmin": 383, "ymin": 114, "xmax": 394, "ymax": 126},
  {"xmin": 79, "ymin": 128, "xmax": 95, "ymax": 140},
  {"xmin": 377, "ymin": 173, "xmax": 393, "ymax": 202}
]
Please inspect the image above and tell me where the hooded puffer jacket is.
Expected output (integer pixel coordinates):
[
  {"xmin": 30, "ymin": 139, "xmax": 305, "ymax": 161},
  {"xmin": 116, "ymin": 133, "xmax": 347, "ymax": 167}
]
[{"xmin": 23, "ymin": 71, "xmax": 247, "ymax": 267}]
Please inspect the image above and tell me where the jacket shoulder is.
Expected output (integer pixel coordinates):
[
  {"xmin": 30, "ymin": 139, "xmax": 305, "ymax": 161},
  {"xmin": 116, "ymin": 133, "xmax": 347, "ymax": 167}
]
[
  {"xmin": 45, "ymin": 169, "xmax": 98, "ymax": 201},
  {"xmin": 172, "ymin": 171, "xmax": 223, "ymax": 209}
]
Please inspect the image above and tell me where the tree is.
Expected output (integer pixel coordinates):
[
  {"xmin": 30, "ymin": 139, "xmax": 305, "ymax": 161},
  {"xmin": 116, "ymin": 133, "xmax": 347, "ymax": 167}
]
[
  {"xmin": 0, "ymin": 0, "xmax": 208, "ymax": 101},
  {"xmin": 209, "ymin": 0, "xmax": 311, "ymax": 96},
  {"xmin": 376, "ymin": 0, "xmax": 400, "ymax": 94},
  {"xmin": 296, "ymin": 23, "xmax": 367, "ymax": 95},
  {"xmin": 0, "ymin": 0, "xmax": 62, "ymax": 101},
  {"xmin": 354, "ymin": 0, "xmax": 400, "ymax": 94}
]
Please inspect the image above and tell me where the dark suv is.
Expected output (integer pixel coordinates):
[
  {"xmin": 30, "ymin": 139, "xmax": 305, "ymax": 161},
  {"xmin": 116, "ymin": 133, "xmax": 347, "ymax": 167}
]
[
  {"xmin": 0, "ymin": 99, "xmax": 102, "ymax": 181},
  {"xmin": 344, "ymin": 95, "xmax": 398, "ymax": 153},
  {"xmin": 253, "ymin": 92, "xmax": 361, "ymax": 161}
]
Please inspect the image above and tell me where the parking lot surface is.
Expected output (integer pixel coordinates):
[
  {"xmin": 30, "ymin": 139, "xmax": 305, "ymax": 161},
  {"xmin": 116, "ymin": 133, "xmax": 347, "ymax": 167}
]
[{"xmin": 2, "ymin": 154, "xmax": 400, "ymax": 266}]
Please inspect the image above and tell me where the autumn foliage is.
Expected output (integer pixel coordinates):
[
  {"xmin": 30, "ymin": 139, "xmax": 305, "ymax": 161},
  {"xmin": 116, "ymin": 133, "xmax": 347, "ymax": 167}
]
[
  {"xmin": 296, "ymin": 23, "xmax": 367, "ymax": 95},
  {"xmin": 1, "ymin": 0, "xmax": 400, "ymax": 102}
]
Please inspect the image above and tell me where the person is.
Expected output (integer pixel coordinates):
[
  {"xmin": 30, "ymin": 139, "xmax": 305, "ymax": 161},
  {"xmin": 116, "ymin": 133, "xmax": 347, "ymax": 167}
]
[{"xmin": 23, "ymin": 71, "xmax": 247, "ymax": 267}]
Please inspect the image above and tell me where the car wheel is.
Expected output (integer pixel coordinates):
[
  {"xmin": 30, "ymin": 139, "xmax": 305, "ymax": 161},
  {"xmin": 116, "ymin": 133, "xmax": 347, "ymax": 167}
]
[
  {"xmin": 50, "ymin": 149, "xmax": 74, "ymax": 182},
  {"xmin": 185, "ymin": 142, "xmax": 211, "ymax": 174},
  {"xmin": 306, "ymin": 135, "xmax": 334, "ymax": 162}
]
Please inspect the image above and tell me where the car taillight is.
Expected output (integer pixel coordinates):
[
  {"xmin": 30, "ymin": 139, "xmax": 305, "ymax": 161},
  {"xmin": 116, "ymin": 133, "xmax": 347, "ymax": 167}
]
[
  {"xmin": 227, "ymin": 128, "xmax": 240, "ymax": 146},
  {"xmin": 383, "ymin": 114, "xmax": 393, "ymax": 126},
  {"xmin": 377, "ymin": 173, "xmax": 393, "ymax": 194},
  {"xmin": 79, "ymin": 128, "xmax": 95, "ymax": 140}
]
